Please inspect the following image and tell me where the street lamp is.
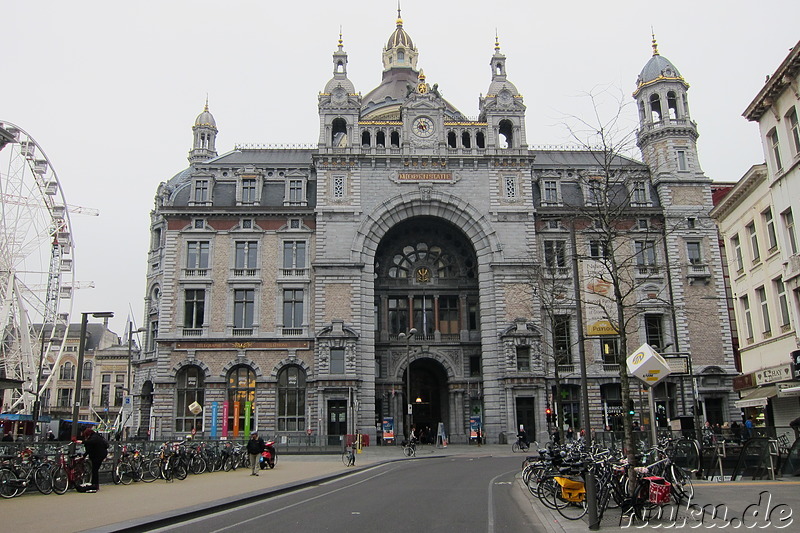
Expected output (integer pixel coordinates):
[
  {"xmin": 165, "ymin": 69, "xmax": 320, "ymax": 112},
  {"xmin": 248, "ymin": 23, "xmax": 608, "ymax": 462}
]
[
  {"xmin": 70, "ymin": 311, "xmax": 114, "ymax": 452},
  {"xmin": 398, "ymin": 328, "xmax": 417, "ymax": 439}
]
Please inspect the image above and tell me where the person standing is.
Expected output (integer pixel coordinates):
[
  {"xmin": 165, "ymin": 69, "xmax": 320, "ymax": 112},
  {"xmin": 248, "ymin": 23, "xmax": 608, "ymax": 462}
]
[
  {"xmin": 82, "ymin": 429, "xmax": 108, "ymax": 492},
  {"xmin": 247, "ymin": 430, "xmax": 265, "ymax": 476}
]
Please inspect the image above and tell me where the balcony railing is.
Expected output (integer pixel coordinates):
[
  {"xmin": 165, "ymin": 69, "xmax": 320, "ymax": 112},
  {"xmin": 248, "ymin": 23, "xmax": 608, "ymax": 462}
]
[
  {"xmin": 183, "ymin": 268, "xmax": 209, "ymax": 277},
  {"xmin": 636, "ymin": 265, "xmax": 662, "ymax": 277},
  {"xmin": 557, "ymin": 364, "xmax": 576, "ymax": 374},
  {"xmin": 602, "ymin": 363, "xmax": 620, "ymax": 373},
  {"xmin": 282, "ymin": 328, "xmax": 304, "ymax": 336},
  {"xmin": 232, "ymin": 328, "xmax": 253, "ymax": 337},
  {"xmin": 280, "ymin": 267, "xmax": 309, "ymax": 278},
  {"xmin": 182, "ymin": 328, "xmax": 203, "ymax": 337},
  {"xmin": 232, "ymin": 268, "xmax": 259, "ymax": 277}
]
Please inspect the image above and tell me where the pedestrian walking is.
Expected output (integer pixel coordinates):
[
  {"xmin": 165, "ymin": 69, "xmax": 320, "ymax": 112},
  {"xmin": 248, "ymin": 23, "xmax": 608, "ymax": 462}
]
[{"xmin": 247, "ymin": 430, "xmax": 266, "ymax": 476}]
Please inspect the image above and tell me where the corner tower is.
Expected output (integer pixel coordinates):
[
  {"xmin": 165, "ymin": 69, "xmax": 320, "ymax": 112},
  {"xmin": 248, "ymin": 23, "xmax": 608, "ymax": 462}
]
[
  {"xmin": 479, "ymin": 36, "xmax": 527, "ymax": 150},
  {"xmin": 318, "ymin": 32, "xmax": 361, "ymax": 148},
  {"xmin": 188, "ymin": 100, "xmax": 218, "ymax": 164},
  {"xmin": 634, "ymin": 36, "xmax": 702, "ymax": 180}
]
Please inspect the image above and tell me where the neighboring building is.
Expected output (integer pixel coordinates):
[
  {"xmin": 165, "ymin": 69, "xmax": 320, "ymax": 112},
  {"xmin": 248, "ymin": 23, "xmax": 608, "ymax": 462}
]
[
  {"xmin": 138, "ymin": 15, "xmax": 737, "ymax": 443},
  {"xmin": 713, "ymin": 40, "xmax": 800, "ymax": 436},
  {"xmin": 35, "ymin": 320, "xmax": 133, "ymax": 436}
]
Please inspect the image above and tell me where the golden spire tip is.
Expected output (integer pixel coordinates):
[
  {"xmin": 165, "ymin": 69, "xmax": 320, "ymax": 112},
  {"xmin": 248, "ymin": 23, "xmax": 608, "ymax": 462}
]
[{"xmin": 651, "ymin": 28, "xmax": 659, "ymax": 56}]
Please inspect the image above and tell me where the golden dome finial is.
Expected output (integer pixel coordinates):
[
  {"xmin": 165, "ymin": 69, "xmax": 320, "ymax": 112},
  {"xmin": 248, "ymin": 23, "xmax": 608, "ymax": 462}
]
[
  {"xmin": 651, "ymin": 28, "xmax": 659, "ymax": 56},
  {"xmin": 396, "ymin": 1, "xmax": 403, "ymax": 26},
  {"xmin": 418, "ymin": 69, "xmax": 426, "ymax": 81},
  {"xmin": 495, "ymin": 29, "xmax": 500, "ymax": 52},
  {"xmin": 204, "ymin": 95, "xmax": 209, "ymax": 112},
  {"xmin": 338, "ymin": 26, "xmax": 343, "ymax": 48}
]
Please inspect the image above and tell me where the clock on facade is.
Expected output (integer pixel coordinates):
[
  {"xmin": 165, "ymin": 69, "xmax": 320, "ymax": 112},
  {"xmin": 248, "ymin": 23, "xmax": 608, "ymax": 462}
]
[{"xmin": 412, "ymin": 117, "xmax": 435, "ymax": 138}]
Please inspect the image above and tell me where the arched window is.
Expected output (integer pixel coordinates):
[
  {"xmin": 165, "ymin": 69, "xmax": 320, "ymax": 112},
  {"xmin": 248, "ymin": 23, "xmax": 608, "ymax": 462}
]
[
  {"xmin": 376, "ymin": 131, "xmax": 386, "ymax": 148},
  {"xmin": 60, "ymin": 362, "xmax": 75, "ymax": 380},
  {"xmin": 447, "ymin": 131, "xmax": 457, "ymax": 148},
  {"xmin": 82, "ymin": 361, "xmax": 92, "ymax": 381},
  {"xmin": 361, "ymin": 130, "xmax": 371, "ymax": 148},
  {"xmin": 650, "ymin": 93, "xmax": 662, "ymax": 122},
  {"xmin": 336, "ymin": 60, "xmax": 344, "ymax": 73},
  {"xmin": 277, "ymin": 366, "xmax": 306, "ymax": 431},
  {"xmin": 476, "ymin": 131, "xmax": 485, "ymax": 148},
  {"xmin": 461, "ymin": 131, "xmax": 472, "ymax": 149},
  {"xmin": 331, "ymin": 118, "xmax": 348, "ymax": 146},
  {"xmin": 397, "ymin": 50, "xmax": 405, "ymax": 62},
  {"xmin": 176, "ymin": 366, "xmax": 204, "ymax": 432},
  {"xmin": 667, "ymin": 91, "xmax": 678, "ymax": 119},
  {"xmin": 390, "ymin": 131, "xmax": 400, "ymax": 148},
  {"xmin": 227, "ymin": 365, "xmax": 256, "ymax": 435},
  {"xmin": 498, "ymin": 120, "xmax": 513, "ymax": 148}
]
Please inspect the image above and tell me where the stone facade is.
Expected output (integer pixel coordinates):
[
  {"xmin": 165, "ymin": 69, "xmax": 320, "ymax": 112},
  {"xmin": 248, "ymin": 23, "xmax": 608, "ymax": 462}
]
[{"xmin": 136, "ymin": 17, "xmax": 738, "ymax": 443}]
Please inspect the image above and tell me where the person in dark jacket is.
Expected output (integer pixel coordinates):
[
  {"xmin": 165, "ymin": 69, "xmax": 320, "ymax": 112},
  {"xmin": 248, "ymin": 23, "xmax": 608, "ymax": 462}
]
[
  {"xmin": 247, "ymin": 430, "xmax": 266, "ymax": 476},
  {"xmin": 82, "ymin": 429, "xmax": 108, "ymax": 492}
]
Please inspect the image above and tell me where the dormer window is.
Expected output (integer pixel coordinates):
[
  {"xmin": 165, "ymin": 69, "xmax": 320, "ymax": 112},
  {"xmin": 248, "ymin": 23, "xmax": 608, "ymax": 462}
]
[
  {"xmin": 397, "ymin": 50, "xmax": 404, "ymax": 62},
  {"xmin": 239, "ymin": 177, "xmax": 260, "ymax": 205},
  {"xmin": 192, "ymin": 178, "xmax": 211, "ymax": 204}
]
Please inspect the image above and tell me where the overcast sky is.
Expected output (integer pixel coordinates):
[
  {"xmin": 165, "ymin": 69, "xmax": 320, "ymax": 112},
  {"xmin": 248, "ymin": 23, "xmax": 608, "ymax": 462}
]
[{"xmin": 3, "ymin": 1, "xmax": 797, "ymax": 336}]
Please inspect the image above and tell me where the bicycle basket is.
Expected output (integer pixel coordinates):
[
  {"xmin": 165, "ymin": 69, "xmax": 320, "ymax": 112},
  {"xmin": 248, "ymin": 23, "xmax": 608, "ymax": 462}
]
[
  {"xmin": 555, "ymin": 476, "xmax": 586, "ymax": 502},
  {"xmin": 644, "ymin": 476, "xmax": 671, "ymax": 505}
]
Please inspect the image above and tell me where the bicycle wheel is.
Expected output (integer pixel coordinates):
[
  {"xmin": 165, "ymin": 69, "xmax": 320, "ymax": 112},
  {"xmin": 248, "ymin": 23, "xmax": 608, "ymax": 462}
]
[
  {"xmin": 79, "ymin": 458, "xmax": 93, "ymax": 487},
  {"xmin": 51, "ymin": 466, "xmax": 69, "ymax": 495},
  {"xmin": 118, "ymin": 462, "xmax": 134, "ymax": 485},
  {"xmin": 190, "ymin": 455, "xmax": 206, "ymax": 475},
  {"xmin": 342, "ymin": 451, "xmax": 350, "ymax": 466},
  {"xmin": 141, "ymin": 458, "xmax": 159, "ymax": 482},
  {"xmin": 161, "ymin": 458, "xmax": 173, "ymax": 481},
  {"xmin": 511, "ymin": 442, "xmax": 520, "ymax": 453},
  {"xmin": 536, "ymin": 476, "xmax": 559, "ymax": 509},
  {"xmin": 174, "ymin": 458, "xmax": 188, "ymax": 480},
  {"xmin": 555, "ymin": 485, "xmax": 588, "ymax": 521},
  {"xmin": 0, "ymin": 468, "xmax": 21, "ymax": 498},
  {"xmin": 669, "ymin": 464, "xmax": 694, "ymax": 503},
  {"xmin": 223, "ymin": 455, "xmax": 234, "ymax": 472},
  {"xmin": 34, "ymin": 463, "xmax": 53, "ymax": 494}
]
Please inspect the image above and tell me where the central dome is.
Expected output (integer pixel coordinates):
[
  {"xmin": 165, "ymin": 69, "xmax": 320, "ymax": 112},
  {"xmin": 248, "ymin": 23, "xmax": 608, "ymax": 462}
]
[{"xmin": 386, "ymin": 17, "xmax": 413, "ymax": 50}]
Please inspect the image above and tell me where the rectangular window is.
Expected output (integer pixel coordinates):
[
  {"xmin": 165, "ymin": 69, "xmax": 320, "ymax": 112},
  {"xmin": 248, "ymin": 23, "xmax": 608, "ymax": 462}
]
[
  {"xmin": 234, "ymin": 289, "xmax": 255, "ymax": 328},
  {"xmin": 100, "ymin": 374, "xmax": 111, "ymax": 406},
  {"xmin": 469, "ymin": 355, "xmax": 481, "ymax": 377},
  {"xmin": 333, "ymin": 176, "xmax": 345, "ymax": 198},
  {"xmin": 186, "ymin": 241, "xmax": 210, "ymax": 269},
  {"xmin": 543, "ymin": 180, "xmax": 558, "ymax": 204},
  {"xmin": 115, "ymin": 375, "xmax": 125, "ymax": 407},
  {"xmin": 589, "ymin": 240, "xmax": 609, "ymax": 259},
  {"xmin": 193, "ymin": 179, "xmax": 209, "ymax": 202},
  {"xmin": 330, "ymin": 347, "xmax": 345, "ymax": 374},
  {"xmin": 764, "ymin": 208, "xmax": 778, "ymax": 251},
  {"xmin": 184, "ymin": 289, "xmax": 205, "ymax": 328},
  {"xmin": 677, "ymin": 150, "xmax": 687, "ymax": 171},
  {"xmin": 438, "ymin": 295, "xmax": 459, "ymax": 334},
  {"xmin": 57, "ymin": 388, "xmax": 72, "ymax": 408},
  {"xmin": 235, "ymin": 241, "xmax": 258, "ymax": 270},
  {"xmin": 757, "ymin": 286, "xmax": 771, "ymax": 335},
  {"xmin": 601, "ymin": 337, "xmax": 620, "ymax": 364},
  {"xmin": 516, "ymin": 345, "xmax": 531, "ymax": 371},
  {"xmin": 644, "ymin": 314, "xmax": 664, "ymax": 349},
  {"xmin": 731, "ymin": 234, "xmax": 744, "ymax": 272},
  {"xmin": 288, "ymin": 180, "xmax": 304, "ymax": 203},
  {"xmin": 148, "ymin": 320, "xmax": 158, "ymax": 352},
  {"xmin": 632, "ymin": 181, "xmax": 648, "ymax": 204},
  {"xmin": 283, "ymin": 289, "xmax": 304, "ymax": 328},
  {"xmin": 768, "ymin": 128, "xmax": 782, "ymax": 171},
  {"xmin": 388, "ymin": 297, "xmax": 409, "ymax": 335},
  {"xmin": 775, "ymin": 278, "xmax": 790, "ymax": 328},
  {"xmin": 283, "ymin": 241, "xmax": 307, "ymax": 269},
  {"xmin": 741, "ymin": 295, "xmax": 754, "ymax": 340},
  {"xmin": 504, "ymin": 176, "xmax": 517, "ymax": 199},
  {"xmin": 687, "ymin": 242, "xmax": 702, "ymax": 264},
  {"xmin": 241, "ymin": 178, "xmax": 257, "ymax": 203},
  {"xmin": 783, "ymin": 209, "xmax": 797, "ymax": 255},
  {"xmin": 635, "ymin": 240, "xmax": 656, "ymax": 266},
  {"xmin": 587, "ymin": 180, "xmax": 604, "ymax": 205},
  {"xmin": 788, "ymin": 107, "xmax": 800, "ymax": 155},
  {"xmin": 544, "ymin": 240, "xmax": 567, "ymax": 268},
  {"xmin": 553, "ymin": 315, "xmax": 572, "ymax": 364},
  {"xmin": 79, "ymin": 388, "xmax": 91, "ymax": 407},
  {"xmin": 747, "ymin": 222, "xmax": 760, "ymax": 263}
]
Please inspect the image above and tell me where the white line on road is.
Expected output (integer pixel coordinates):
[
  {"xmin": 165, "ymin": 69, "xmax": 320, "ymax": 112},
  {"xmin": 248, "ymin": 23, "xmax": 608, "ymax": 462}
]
[{"xmin": 487, "ymin": 468, "xmax": 520, "ymax": 533}]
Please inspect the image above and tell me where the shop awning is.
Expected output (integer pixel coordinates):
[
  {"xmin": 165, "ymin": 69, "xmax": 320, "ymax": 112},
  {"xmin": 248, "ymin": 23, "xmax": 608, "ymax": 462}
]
[
  {"xmin": 778, "ymin": 385, "xmax": 800, "ymax": 398},
  {"xmin": 735, "ymin": 385, "xmax": 778, "ymax": 408}
]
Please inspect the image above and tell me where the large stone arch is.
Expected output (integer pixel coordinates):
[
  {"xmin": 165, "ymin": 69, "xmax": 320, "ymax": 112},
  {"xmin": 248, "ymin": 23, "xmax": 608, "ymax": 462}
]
[
  {"xmin": 393, "ymin": 347, "xmax": 458, "ymax": 382},
  {"xmin": 221, "ymin": 357, "xmax": 263, "ymax": 378},
  {"xmin": 352, "ymin": 191, "xmax": 503, "ymax": 266},
  {"xmin": 172, "ymin": 359, "xmax": 211, "ymax": 379}
]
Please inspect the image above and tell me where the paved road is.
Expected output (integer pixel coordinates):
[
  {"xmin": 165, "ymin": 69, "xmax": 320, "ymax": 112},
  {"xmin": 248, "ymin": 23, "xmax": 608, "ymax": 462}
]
[{"xmin": 152, "ymin": 455, "xmax": 537, "ymax": 533}]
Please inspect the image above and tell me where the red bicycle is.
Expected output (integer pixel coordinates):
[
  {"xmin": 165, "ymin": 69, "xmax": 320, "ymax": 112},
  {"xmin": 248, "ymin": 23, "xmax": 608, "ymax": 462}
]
[{"xmin": 51, "ymin": 447, "xmax": 92, "ymax": 494}]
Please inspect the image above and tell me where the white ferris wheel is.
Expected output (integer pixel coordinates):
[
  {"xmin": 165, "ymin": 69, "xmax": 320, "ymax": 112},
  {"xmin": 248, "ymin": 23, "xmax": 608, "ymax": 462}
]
[{"xmin": 1, "ymin": 120, "xmax": 76, "ymax": 415}]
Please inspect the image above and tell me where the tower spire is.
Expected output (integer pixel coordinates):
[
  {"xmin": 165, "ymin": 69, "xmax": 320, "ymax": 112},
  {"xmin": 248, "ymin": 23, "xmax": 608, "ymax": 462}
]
[
  {"xmin": 495, "ymin": 29, "xmax": 500, "ymax": 52},
  {"xmin": 651, "ymin": 29, "xmax": 659, "ymax": 56}
]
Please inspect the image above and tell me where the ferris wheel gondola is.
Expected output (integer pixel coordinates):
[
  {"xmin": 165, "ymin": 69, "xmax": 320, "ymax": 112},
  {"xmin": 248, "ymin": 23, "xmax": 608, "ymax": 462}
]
[{"xmin": 0, "ymin": 120, "xmax": 75, "ymax": 414}]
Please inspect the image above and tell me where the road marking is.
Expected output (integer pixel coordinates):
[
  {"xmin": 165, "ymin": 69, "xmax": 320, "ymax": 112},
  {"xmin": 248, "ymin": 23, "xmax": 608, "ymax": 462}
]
[
  {"xmin": 495, "ymin": 481, "xmax": 512, "ymax": 485},
  {"xmin": 487, "ymin": 468, "xmax": 520, "ymax": 533}
]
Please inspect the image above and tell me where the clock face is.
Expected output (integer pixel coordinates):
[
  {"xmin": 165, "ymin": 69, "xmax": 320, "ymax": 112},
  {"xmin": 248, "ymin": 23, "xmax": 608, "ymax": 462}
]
[{"xmin": 412, "ymin": 117, "xmax": 434, "ymax": 138}]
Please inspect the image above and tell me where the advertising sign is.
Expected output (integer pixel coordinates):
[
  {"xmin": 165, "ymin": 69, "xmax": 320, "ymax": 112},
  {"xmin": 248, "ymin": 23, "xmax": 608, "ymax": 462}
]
[
  {"xmin": 188, "ymin": 401, "xmax": 202, "ymax": 415},
  {"xmin": 382, "ymin": 417, "xmax": 395, "ymax": 442},
  {"xmin": 754, "ymin": 364, "xmax": 792, "ymax": 386},
  {"xmin": 210, "ymin": 402, "xmax": 218, "ymax": 439},
  {"xmin": 243, "ymin": 401, "xmax": 252, "ymax": 437},
  {"xmin": 222, "ymin": 401, "xmax": 229, "ymax": 438},
  {"xmin": 582, "ymin": 260, "xmax": 618, "ymax": 336},
  {"xmin": 233, "ymin": 401, "xmax": 240, "ymax": 437},
  {"xmin": 469, "ymin": 415, "xmax": 482, "ymax": 439},
  {"xmin": 626, "ymin": 343, "xmax": 672, "ymax": 386}
]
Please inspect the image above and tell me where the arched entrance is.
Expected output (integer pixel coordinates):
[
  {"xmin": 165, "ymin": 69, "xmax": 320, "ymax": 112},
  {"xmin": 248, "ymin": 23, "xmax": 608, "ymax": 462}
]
[
  {"xmin": 372, "ymin": 215, "xmax": 480, "ymax": 442},
  {"xmin": 405, "ymin": 358, "xmax": 448, "ymax": 442}
]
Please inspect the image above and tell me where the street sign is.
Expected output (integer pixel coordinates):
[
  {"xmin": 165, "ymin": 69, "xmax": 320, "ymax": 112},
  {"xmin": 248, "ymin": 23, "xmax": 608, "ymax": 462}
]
[{"xmin": 627, "ymin": 343, "xmax": 672, "ymax": 386}]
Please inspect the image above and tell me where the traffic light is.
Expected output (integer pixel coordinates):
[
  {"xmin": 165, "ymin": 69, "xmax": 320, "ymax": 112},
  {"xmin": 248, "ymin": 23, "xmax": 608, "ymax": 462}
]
[
  {"xmin": 545, "ymin": 405, "xmax": 553, "ymax": 425},
  {"xmin": 628, "ymin": 399, "xmax": 636, "ymax": 416}
]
